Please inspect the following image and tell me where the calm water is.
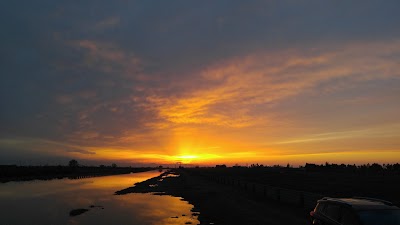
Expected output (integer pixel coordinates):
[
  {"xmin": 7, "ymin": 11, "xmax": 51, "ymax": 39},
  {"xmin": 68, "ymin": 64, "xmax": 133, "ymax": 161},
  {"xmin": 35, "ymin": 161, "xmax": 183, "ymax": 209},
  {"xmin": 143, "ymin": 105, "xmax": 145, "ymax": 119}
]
[{"xmin": 0, "ymin": 170, "xmax": 199, "ymax": 225}]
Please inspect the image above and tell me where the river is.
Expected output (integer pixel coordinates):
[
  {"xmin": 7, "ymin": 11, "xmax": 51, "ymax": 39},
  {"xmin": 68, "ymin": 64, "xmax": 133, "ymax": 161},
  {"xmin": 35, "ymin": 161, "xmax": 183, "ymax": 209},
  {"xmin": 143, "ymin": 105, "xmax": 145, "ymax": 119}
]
[{"xmin": 0, "ymin": 170, "xmax": 199, "ymax": 225}]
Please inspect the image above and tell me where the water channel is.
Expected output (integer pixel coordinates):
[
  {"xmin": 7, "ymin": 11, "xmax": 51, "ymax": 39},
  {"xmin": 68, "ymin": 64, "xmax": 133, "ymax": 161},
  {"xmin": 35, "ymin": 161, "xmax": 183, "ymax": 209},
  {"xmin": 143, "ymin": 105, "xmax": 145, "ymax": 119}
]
[{"xmin": 0, "ymin": 170, "xmax": 199, "ymax": 225}]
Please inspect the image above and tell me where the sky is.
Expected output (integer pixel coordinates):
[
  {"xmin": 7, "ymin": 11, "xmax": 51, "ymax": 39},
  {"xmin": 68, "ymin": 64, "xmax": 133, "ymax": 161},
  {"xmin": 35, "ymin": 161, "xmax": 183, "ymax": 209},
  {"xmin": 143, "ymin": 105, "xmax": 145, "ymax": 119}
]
[{"xmin": 1, "ymin": 1, "xmax": 400, "ymax": 166}]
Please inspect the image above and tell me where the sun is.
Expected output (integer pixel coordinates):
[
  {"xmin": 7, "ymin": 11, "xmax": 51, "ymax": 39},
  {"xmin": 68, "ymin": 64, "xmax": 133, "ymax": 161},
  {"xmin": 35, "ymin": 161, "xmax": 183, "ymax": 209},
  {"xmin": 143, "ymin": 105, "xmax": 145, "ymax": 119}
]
[
  {"xmin": 169, "ymin": 153, "xmax": 221, "ymax": 164},
  {"xmin": 173, "ymin": 155, "xmax": 199, "ymax": 164}
]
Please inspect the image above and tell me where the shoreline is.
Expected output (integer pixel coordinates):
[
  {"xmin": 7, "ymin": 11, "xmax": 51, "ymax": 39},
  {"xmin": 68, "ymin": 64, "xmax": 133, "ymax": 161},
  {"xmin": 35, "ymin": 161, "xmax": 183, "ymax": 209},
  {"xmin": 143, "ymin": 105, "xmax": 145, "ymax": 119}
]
[{"xmin": 116, "ymin": 169, "xmax": 308, "ymax": 225}]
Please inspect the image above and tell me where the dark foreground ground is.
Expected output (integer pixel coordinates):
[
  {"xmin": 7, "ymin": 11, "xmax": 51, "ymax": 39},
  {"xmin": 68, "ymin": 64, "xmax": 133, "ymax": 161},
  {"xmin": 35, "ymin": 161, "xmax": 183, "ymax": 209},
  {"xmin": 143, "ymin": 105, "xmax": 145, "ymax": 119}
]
[
  {"xmin": 190, "ymin": 167, "xmax": 400, "ymax": 206},
  {"xmin": 116, "ymin": 169, "xmax": 308, "ymax": 225}
]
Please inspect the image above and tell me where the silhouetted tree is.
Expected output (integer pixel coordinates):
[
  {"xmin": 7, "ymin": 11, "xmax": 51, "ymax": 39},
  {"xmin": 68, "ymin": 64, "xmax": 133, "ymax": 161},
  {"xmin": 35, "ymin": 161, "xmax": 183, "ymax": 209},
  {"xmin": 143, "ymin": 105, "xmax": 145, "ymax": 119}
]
[
  {"xmin": 393, "ymin": 163, "xmax": 400, "ymax": 171},
  {"xmin": 249, "ymin": 163, "xmax": 264, "ymax": 168},
  {"xmin": 68, "ymin": 159, "xmax": 78, "ymax": 167},
  {"xmin": 370, "ymin": 163, "xmax": 383, "ymax": 172},
  {"xmin": 216, "ymin": 164, "xmax": 227, "ymax": 168},
  {"xmin": 111, "ymin": 163, "xmax": 117, "ymax": 168}
]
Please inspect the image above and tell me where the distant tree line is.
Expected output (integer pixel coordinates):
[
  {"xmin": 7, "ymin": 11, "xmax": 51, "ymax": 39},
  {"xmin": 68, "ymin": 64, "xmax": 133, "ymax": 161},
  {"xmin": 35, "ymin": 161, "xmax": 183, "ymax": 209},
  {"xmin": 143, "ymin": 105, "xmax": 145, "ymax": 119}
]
[
  {"xmin": 68, "ymin": 159, "xmax": 118, "ymax": 168},
  {"xmin": 224, "ymin": 162, "xmax": 400, "ymax": 174},
  {"xmin": 0, "ymin": 159, "xmax": 153, "ymax": 182},
  {"xmin": 304, "ymin": 162, "xmax": 400, "ymax": 173}
]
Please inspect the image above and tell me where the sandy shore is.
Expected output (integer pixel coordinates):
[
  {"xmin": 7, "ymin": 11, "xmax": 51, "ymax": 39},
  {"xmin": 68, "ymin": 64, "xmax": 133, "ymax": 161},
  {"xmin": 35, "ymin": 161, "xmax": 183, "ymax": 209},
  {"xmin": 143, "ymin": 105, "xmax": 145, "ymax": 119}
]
[{"xmin": 116, "ymin": 169, "xmax": 308, "ymax": 225}]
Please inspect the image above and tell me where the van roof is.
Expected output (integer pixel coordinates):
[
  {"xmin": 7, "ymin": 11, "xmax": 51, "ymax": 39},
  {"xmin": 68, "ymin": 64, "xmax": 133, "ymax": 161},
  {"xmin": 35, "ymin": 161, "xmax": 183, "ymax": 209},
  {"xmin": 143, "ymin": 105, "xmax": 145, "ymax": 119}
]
[{"xmin": 318, "ymin": 197, "xmax": 399, "ymax": 210}]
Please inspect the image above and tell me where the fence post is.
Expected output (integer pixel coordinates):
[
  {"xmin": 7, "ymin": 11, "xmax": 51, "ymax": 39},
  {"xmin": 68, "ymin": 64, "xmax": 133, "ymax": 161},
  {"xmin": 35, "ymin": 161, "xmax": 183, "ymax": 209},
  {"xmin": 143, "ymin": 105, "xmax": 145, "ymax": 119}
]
[
  {"xmin": 277, "ymin": 188, "xmax": 281, "ymax": 201},
  {"xmin": 300, "ymin": 192, "xmax": 305, "ymax": 207}
]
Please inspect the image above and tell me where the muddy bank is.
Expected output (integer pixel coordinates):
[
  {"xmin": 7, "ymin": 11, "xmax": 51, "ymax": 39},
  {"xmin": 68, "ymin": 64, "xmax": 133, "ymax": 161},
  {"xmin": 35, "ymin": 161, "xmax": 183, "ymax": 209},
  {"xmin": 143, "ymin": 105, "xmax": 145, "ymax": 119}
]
[{"xmin": 116, "ymin": 169, "xmax": 308, "ymax": 225}]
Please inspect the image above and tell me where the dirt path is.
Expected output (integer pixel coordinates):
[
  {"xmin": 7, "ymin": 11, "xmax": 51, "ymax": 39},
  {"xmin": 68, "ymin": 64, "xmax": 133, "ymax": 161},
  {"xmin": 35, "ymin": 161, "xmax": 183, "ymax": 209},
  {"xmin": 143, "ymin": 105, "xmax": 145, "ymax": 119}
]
[{"xmin": 116, "ymin": 169, "xmax": 308, "ymax": 225}]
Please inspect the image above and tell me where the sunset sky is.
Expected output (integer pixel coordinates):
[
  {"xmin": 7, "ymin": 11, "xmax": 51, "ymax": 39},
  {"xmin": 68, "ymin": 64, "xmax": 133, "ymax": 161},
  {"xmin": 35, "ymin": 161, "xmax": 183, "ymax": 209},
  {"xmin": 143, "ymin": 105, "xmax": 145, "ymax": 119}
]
[{"xmin": 1, "ymin": 1, "xmax": 400, "ymax": 166}]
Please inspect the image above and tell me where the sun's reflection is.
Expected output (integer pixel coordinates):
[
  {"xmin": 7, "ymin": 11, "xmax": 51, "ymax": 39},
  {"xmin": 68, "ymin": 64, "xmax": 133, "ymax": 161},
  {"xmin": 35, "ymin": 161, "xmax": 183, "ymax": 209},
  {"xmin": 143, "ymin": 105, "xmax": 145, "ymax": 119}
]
[{"xmin": 0, "ymin": 171, "xmax": 199, "ymax": 225}]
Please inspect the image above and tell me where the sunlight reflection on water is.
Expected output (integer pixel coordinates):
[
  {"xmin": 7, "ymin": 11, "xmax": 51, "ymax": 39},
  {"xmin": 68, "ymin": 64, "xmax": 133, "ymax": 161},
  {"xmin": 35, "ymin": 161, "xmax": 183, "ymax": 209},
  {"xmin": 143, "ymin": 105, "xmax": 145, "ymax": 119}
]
[{"xmin": 0, "ymin": 170, "xmax": 199, "ymax": 225}]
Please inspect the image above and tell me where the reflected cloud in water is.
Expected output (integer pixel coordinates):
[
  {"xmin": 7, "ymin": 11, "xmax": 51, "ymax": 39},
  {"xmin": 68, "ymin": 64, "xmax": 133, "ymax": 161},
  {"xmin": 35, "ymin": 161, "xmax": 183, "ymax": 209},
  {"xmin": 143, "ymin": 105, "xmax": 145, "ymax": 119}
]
[{"xmin": 0, "ymin": 170, "xmax": 199, "ymax": 225}]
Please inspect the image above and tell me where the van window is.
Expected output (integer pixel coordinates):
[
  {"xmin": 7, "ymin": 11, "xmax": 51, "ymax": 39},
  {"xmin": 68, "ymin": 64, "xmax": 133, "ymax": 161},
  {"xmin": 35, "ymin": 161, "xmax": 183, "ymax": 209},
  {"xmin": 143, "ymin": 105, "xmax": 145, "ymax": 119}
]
[
  {"xmin": 359, "ymin": 210, "xmax": 400, "ymax": 225},
  {"xmin": 325, "ymin": 204, "xmax": 341, "ymax": 222},
  {"xmin": 316, "ymin": 203, "xmax": 326, "ymax": 213},
  {"xmin": 341, "ymin": 208, "xmax": 358, "ymax": 225}
]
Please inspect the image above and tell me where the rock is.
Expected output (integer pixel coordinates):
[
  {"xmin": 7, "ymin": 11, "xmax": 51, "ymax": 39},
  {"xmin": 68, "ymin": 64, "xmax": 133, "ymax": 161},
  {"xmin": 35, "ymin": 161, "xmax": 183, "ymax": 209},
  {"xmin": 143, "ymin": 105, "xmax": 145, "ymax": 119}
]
[
  {"xmin": 89, "ymin": 205, "xmax": 103, "ymax": 208},
  {"xmin": 69, "ymin": 208, "xmax": 89, "ymax": 217}
]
